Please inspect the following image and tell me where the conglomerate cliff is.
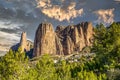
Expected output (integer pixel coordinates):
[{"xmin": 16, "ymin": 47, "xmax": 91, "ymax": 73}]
[{"xmin": 33, "ymin": 22, "xmax": 94, "ymax": 57}]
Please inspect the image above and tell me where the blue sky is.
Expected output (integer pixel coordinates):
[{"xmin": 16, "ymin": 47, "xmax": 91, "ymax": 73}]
[{"xmin": 0, "ymin": 0, "xmax": 120, "ymax": 51}]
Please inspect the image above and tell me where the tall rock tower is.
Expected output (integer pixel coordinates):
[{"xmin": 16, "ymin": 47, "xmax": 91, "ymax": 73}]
[
  {"xmin": 11, "ymin": 32, "xmax": 33, "ymax": 53},
  {"xmin": 20, "ymin": 32, "xmax": 27, "ymax": 52},
  {"xmin": 33, "ymin": 23, "xmax": 56, "ymax": 56}
]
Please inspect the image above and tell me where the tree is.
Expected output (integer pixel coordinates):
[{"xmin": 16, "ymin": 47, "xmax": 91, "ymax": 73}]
[
  {"xmin": 35, "ymin": 54, "xmax": 55, "ymax": 80},
  {"xmin": 0, "ymin": 48, "xmax": 29, "ymax": 80}
]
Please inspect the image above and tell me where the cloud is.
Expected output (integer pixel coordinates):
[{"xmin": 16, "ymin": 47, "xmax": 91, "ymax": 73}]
[
  {"xmin": 0, "ymin": 31, "xmax": 19, "ymax": 44},
  {"xmin": 114, "ymin": 0, "xmax": 120, "ymax": 3},
  {"xmin": 0, "ymin": 0, "xmax": 38, "ymax": 21},
  {"xmin": 94, "ymin": 8, "xmax": 115, "ymax": 24},
  {"xmin": 114, "ymin": 0, "xmax": 120, "ymax": 2},
  {"xmin": 0, "ymin": 31, "xmax": 20, "ymax": 51},
  {"xmin": 0, "ymin": 20, "xmax": 21, "ymax": 52},
  {"xmin": 0, "ymin": 20, "xmax": 21, "ymax": 30},
  {"xmin": 36, "ymin": 0, "xmax": 84, "ymax": 21}
]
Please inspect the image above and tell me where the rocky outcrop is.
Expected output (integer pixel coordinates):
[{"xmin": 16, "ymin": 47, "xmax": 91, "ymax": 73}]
[
  {"xmin": 33, "ymin": 22, "xmax": 94, "ymax": 57},
  {"xmin": 55, "ymin": 22, "xmax": 94, "ymax": 55},
  {"xmin": 20, "ymin": 32, "xmax": 27, "ymax": 52},
  {"xmin": 55, "ymin": 35, "xmax": 63, "ymax": 55},
  {"xmin": 81, "ymin": 22, "xmax": 93, "ymax": 46},
  {"xmin": 11, "ymin": 32, "xmax": 33, "ymax": 53},
  {"xmin": 33, "ymin": 23, "xmax": 56, "ymax": 56}
]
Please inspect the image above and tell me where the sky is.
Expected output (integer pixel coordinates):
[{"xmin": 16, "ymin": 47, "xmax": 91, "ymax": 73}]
[{"xmin": 0, "ymin": 0, "xmax": 120, "ymax": 52}]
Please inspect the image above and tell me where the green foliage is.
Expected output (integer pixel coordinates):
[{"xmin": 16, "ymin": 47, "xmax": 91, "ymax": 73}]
[
  {"xmin": 93, "ymin": 23, "xmax": 117, "ymax": 59},
  {"xmin": 35, "ymin": 54, "xmax": 55, "ymax": 80},
  {"xmin": 0, "ymin": 47, "xmax": 29, "ymax": 80},
  {"xmin": 0, "ymin": 50, "xmax": 106, "ymax": 80},
  {"xmin": 92, "ymin": 22, "xmax": 120, "ymax": 79}
]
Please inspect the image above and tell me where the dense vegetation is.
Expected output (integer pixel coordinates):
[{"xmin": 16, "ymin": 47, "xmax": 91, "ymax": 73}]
[{"xmin": 0, "ymin": 22, "xmax": 120, "ymax": 80}]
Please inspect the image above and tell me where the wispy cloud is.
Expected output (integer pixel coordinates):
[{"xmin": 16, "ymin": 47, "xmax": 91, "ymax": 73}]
[
  {"xmin": 0, "ymin": 31, "xmax": 19, "ymax": 44},
  {"xmin": 0, "ymin": 20, "xmax": 21, "ymax": 51},
  {"xmin": 36, "ymin": 0, "xmax": 83, "ymax": 21},
  {"xmin": 114, "ymin": 0, "xmax": 120, "ymax": 2},
  {"xmin": 114, "ymin": 0, "xmax": 120, "ymax": 3},
  {"xmin": 0, "ymin": 20, "xmax": 21, "ymax": 30},
  {"xmin": 0, "ymin": 31, "xmax": 20, "ymax": 51},
  {"xmin": 94, "ymin": 8, "xmax": 115, "ymax": 24}
]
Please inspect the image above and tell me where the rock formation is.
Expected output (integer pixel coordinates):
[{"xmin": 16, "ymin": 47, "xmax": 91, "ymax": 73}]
[
  {"xmin": 20, "ymin": 32, "xmax": 27, "ymax": 52},
  {"xmin": 33, "ymin": 22, "xmax": 94, "ymax": 57},
  {"xmin": 11, "ymin": 32, "xmax": 33, "ymax": 53},
  {"xmin": 33, "ymin": 23, "xmax": 56, "ymax": 56}
]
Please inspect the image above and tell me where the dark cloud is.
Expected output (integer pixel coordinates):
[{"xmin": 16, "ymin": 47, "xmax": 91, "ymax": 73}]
[{"xmin": 0, "ymin": 28, "xmax": 21, "ymax": 34}]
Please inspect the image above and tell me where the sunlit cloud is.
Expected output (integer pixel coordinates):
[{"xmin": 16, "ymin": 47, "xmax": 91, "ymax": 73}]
[
  {"xmin": 94, "ymin": 8, "xmax": 115, "ymax": 24},
  {"xmin": 36, "ymin": 0, "xmax": 84, "ymax": 21}
]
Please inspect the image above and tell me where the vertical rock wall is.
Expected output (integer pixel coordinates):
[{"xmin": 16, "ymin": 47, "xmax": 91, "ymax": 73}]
[
  {"xmin": 33, "ymin": 23, "xmax": 56, "ymax": 56},
  {"xmin": 33, "ymin": 22, "xmax": 94, "ymax": 57}
]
